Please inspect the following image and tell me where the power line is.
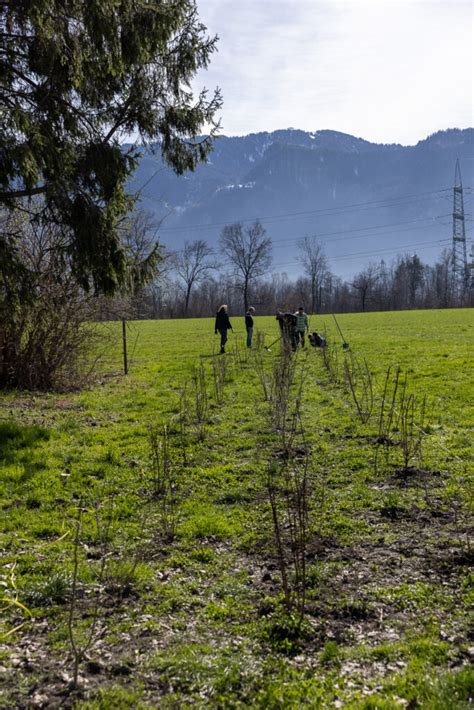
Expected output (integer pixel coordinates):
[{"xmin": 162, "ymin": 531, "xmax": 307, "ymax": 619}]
[
  {"xmin": 269, "ymin": 217, "xmax": 440, "ymax": 247},
  {"xmin": 164, "ymin": 217, "xmax": 443, "ymax": 254},
  {"xmin": 214, "ymin": 237, "xmax": 451, "ymax": 272},
  {"xmin": 328, "ymin": 238, "xmax": 450, "ymax": 264},
  {"xmin": 152, "ymin": 187, "xmax": 451, "ymax": 234},
  {"xmin": 267, "ymin": 240, "xmax": 449, "ymax": 270},
  {"xmin": 243, "ymin": 197, "xmax": 446, "ymax": 230}
]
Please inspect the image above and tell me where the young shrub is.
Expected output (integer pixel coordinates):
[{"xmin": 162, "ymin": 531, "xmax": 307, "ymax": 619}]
[
  {"xmin": 374, "ymin": 366, "xmax": 401, "ymax": 473},
  {"xmin": 252, "ymin": 350, "xmax": 272, "ymax": 401},
  {"xmin": 211, "ymin": 354, "xmax": 228, "ymax": 405},
  {"xmin": 66, "ymin": 498, "xmax": 113, "ymax": 689},
  {"xmin": 321, "ymin": 340, "xmax": 341, "ymax": 383},
  {"xmin": 0, "ymin": 213, "xmax": 106, "ymax": 391},
  {"xmin": 232, "ymin": 334, "xmax": 248, "ymax": 369},
  {"xmin": 266, "ymin": 457, "xmax": 310, "ymax": 620},
  {"xmin": 191, "ymin": 362, "xmax": 209, "ymax": 440},
  {"xmin": 395, "ymin": 374, "xmax": 427, "ymax": 474},
  {"xmin": 374, "ymin": 368, "xmax": 428, "ymax": 476},
  {"xmin": 269, "ymin": 344, "xmax": 298, "ymax": 455},
  {"xmin": 342, "ymin": 351, "xmax": 374, "ymax": 424},
  {"xmin": 148, "ymin": 422, "xmax": 178, "ymax": 541},
  {"xmin": 447, "ymin": 467, "xmax": 472, "ymax": 557}
]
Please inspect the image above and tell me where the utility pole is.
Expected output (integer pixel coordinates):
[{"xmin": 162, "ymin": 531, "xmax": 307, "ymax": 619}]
[
  {"xmin": 451, "ymin": 159, "xmax": 468, "ymax": 301},
  {"xmin": 469, "ymin": 243, "xmax": 474, "ymax": 290}
]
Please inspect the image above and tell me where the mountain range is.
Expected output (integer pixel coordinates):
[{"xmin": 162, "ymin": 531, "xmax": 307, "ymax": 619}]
[{"xmin": 126, "ymin": 127, "xmax": 474, "ymax": 278}]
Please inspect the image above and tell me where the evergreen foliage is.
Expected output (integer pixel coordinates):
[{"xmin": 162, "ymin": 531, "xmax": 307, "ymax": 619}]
[{"xmin": 0, "ymin": 0, "xmax": 221, "ymax": 293}]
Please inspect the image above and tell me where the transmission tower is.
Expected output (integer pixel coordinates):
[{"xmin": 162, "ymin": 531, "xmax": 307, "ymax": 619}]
[{"xmin": 451, "ymin": 159, "xmax": 468, "ymax": 298}]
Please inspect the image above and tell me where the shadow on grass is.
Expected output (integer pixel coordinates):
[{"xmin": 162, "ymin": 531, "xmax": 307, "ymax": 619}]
[{"xmin": 0, "ymin": 419, "xmax": 50, "ymax": 464}]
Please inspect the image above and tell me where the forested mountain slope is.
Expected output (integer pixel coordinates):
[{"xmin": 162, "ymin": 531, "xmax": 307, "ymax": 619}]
[{"xmin": 127, "ymin": 128, "xmax": 473, "ymax": 277}]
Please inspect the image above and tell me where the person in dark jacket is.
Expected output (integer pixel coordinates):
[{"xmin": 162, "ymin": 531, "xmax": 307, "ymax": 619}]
[
  {"xmin": 276, "ymin": 311, "xmax": 285, "ymax": 334},
  {"xmin": 215, "ymin": 304, "xmax": 232, "ymax": 353},
  {"xmin": 245, "ymin": 306, "xmax": 255, "ymax": 348}
]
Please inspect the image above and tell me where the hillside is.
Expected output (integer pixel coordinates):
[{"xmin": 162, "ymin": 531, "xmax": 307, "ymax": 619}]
[{"xmin": 126, "ymin": 128, "xmax": 474, "ymax": 278}]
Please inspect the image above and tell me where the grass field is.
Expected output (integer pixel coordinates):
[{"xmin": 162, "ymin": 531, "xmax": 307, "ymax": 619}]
[{"xmin": 1, "ymin": 309, "xmax": 473, "ymax": 708}]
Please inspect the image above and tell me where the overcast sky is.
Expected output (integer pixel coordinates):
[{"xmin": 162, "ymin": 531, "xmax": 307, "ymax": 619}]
[{"xmin": 193, "ymin": 0, "xmax": 473, "ymax": 145}]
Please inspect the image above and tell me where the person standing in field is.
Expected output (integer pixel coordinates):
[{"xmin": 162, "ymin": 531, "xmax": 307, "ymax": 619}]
[
  {"xmin": 245, "ymin": 306, "xmax": 255, "ymax": 348},
  {"xmin": 215, "ymin": 304, "xmax": 233, "ymax": 354},
  {"xmin": 294, "ymin": 306, "xmax": 309, "ymax": 348}
]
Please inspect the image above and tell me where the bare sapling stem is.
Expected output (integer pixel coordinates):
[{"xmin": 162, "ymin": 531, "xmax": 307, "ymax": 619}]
[
  {"xmin": 343, "ymin": 352, "xmax": 374, "ymax": 424},
  {"xmin": 211, "ymin": 354, "xmax": 228, "ymax": 404},
  {"xmin": 148, "ymin": 422, "xmax": 178, "ymax": 541},
  {"xmin": 374, "ymin": 366, "xmax": 401, "ymax": 473},
  {"xmin": 67, "ymin": 494, "xmax": 114, "ymax": 690},
  {"xmin": 191, "ymin": 362, "xmax": 209, "ymax": 440}
]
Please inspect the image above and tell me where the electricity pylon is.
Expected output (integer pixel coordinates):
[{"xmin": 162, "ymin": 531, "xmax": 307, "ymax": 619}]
[{"xmin": 451, "ymin": 159, "xmax": 468, "ymax": 299}]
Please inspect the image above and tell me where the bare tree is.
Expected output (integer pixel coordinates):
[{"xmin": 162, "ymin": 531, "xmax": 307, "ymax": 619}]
[
  {"xmin": 108, "ymin": 209, "xmax": 164, "ymax": 318},
  {"xmin": 174, "ymin": 239, "xmax": 216, "ymax": 315},
  {"xmin": 426, "ymin": 249, "xmax": 452, "ymax": 308},
  {"xmin": 0, "ymin": 211, "xmax": 100, "ymax": 389},
  {"xmin": 392, "ymin": 254, "xmax": 425, "ymax": 309},
  {"xmin": 119, "ymin": 211, "xmax": 161, "ymax": 277},
  {"xmin": 219, "ymin": 220, "xmax": 272, "ymax": 311},
  {"xmin": 92, "ymin": 209, "xmax": 168, "ymax": 321},
  {"xmin": 297, "ymin": 236, "xmax": 328, "ymax": 313},
  {"xmin": 352, "ymin": 263, "xmax": 380, "ymax": 312}
]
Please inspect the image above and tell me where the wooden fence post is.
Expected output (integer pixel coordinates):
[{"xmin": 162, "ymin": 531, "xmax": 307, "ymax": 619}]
[{"xmin": 122, "ymin": 320, "xmax": 128, "ymax": 375}]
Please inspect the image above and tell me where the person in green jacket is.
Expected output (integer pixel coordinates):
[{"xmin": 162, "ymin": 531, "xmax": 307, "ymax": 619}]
[{"xmin": 294, "ymin": 306, "xmax": 309, "ymax": 348}]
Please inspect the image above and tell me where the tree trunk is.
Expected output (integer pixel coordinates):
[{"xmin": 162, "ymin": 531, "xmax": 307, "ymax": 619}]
[
  {"xmin": 243, "ymin": 278, "xmax": 249, "ymax": 312},
  {"xmin": 311, "ymin": 277, "xmax": 316, "ymax": 314},
  {"xmin": 184, "ymin": 284, "xmax": 192, "ymax": 316}
]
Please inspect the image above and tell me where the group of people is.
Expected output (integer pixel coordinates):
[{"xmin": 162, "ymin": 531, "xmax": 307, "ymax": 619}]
[
  {"xmin": 214, "ymin": 304, "xmax": 256, "ymax": 353},
  {"xmin": 214, "ymin": 305, "xmax": 312, "ymax": 353},
  {"xmin": 276, "ymin": 308, "xmax": 310, "ymax": 350}
]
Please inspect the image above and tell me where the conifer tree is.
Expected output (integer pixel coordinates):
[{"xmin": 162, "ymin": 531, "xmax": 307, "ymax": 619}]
[{"xmin": 0, "ymin": 0, "xmax": 221, "ymax": 293}]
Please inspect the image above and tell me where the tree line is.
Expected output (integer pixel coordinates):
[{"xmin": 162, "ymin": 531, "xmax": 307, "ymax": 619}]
[
  {"xmin": 107, "ymin": 215, "xmax": 472, "ymax": 321},
  {"xmin": 1, "ymin": 205, "xmax": 471, "ymax": 391}
]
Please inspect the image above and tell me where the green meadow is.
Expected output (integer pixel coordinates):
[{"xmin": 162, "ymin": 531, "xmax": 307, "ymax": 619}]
[{"xmin": 1, "ymin": 309, "xmax": 473, "ymax": 708}]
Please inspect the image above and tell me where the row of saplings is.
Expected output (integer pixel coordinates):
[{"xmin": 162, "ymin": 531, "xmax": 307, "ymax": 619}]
[{"xmin": 9, "ymin": 332, "xmax": 446, "ymax": 698}]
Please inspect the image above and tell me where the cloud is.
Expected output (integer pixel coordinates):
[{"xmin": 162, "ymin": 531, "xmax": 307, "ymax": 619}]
[{"xmin": 193, "ymin": 0, "xmax": 473, "ymax": 144}]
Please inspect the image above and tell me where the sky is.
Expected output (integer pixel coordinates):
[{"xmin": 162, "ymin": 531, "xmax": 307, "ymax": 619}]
[{"xmin": 193, "ymin": 0, "xmax": 473, "ymax": 145}]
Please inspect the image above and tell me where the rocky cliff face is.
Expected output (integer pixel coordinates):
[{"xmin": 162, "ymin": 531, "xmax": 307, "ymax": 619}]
[{"xmin": 126, "ymin": 128, "xmax": 473, "ymax": 277}]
